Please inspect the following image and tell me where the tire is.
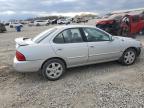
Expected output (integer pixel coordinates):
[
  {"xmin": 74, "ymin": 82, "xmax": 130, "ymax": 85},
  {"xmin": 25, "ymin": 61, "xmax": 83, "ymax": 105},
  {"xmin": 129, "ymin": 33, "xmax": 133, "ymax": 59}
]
[
  {"xmin": 119, "ymin": 48, "xmax": 137, "ymax": 65},
  {"xmin": 36, "ymin": 23, "xmax": 40, "ymax": 26},
  {"xmin": 45, "ymin": 23, "xmax": 49, "ymax": 26},
  {"xmin": 42, "ymin": 59, "xmax": 66, "ymax": 81}
]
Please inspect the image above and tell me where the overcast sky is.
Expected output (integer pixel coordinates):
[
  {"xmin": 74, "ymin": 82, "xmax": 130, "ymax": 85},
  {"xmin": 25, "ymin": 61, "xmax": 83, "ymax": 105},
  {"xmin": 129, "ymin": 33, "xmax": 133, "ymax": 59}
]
[{"xmin": 0, "ymin": 0, "xmax": 144, "ymax": 20}]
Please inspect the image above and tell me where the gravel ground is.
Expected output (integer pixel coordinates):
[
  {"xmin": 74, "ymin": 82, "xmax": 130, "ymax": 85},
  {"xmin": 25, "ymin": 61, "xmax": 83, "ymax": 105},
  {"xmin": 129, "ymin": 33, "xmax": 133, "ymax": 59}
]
[{"xmin": 0, "ymin": 24, "xmax": 144, "ymax": 108}]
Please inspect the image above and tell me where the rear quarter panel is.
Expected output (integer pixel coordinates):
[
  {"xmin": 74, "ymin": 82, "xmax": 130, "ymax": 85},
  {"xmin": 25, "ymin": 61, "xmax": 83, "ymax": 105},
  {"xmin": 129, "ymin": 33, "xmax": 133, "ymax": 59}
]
[{"xmin": 17, "ymin": 44, "xmax": 57, "ymax": 61}]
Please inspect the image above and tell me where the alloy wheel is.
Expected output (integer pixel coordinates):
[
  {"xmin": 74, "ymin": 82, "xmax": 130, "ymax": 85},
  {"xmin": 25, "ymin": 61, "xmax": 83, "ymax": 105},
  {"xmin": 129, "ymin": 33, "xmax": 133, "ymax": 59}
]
[
  {"xmin": 124, "ymin": 50, "xmax": 136, "ymax": 64},
  {"xmin": 45, "ymin": 62, "xmax": 63, "ymax": 79}
]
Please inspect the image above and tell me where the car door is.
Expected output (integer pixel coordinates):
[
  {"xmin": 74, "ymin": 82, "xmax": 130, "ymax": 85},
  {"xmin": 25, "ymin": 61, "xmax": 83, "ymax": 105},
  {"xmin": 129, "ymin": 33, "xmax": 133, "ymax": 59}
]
[
  {"xmin": 82, "ymin": 28, "xmax": 122, "ymax": 63},
  {"xmin": 130, "ymin": 15, "xmax": 139, "ymax": 34},
  {"xmin": 51, "ymin": 28, "xmax": 88, "ymax": 67}
]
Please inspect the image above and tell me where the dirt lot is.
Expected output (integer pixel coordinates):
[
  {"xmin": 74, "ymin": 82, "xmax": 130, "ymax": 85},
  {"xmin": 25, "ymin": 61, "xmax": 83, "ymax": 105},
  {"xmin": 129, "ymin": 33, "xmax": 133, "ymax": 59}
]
[{"xmin": 0, "ymin": 25, "xmax": 144, "ymax": 108}]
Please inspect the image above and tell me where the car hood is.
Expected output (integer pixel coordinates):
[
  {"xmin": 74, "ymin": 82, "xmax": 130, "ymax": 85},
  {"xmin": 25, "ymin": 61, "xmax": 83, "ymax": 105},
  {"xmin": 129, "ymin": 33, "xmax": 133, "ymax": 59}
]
[
  {"xmin": 96, "ymin": 18, "xmax": 114, "ymax": 24},
  {"xmin": 113, "ymin": 36, "xmax": 141, "ymax": 46},
  {"xmin": 113, "ymin": 36, "xmax": 135, "ymax": 41}
]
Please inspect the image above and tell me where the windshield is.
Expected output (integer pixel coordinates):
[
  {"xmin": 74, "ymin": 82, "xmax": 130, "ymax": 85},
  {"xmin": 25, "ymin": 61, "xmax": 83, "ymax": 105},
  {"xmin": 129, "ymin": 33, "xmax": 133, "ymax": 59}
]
[{"xmin": 32, "ymin": 28, "xmax": 57, "ymax": 43}]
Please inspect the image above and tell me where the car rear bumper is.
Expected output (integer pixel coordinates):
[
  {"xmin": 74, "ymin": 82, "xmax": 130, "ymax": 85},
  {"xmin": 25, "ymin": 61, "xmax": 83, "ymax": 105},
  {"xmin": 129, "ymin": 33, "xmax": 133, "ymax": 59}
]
[{"xmin": 13, "ymin": 57, "xmax": 44, "ymax": 72}]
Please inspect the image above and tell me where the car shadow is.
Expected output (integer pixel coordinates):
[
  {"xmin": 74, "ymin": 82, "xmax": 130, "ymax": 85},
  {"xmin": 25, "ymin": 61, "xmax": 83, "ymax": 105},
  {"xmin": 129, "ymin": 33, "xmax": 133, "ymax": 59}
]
[
  {"xmin": 3, "ymin": 59, "xmax": 141, "ymax": 84},
  {"xmin": 64, "ymin": 61, "xmax": 120, "ymax": 77}
]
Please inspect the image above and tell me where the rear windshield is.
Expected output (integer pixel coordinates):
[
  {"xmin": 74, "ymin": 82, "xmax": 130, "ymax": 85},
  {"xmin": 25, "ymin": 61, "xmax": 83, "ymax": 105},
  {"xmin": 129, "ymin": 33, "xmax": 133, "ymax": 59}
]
[{"xmin": 32, "ymin": 28, "xmax": 57, "ymax": 43}]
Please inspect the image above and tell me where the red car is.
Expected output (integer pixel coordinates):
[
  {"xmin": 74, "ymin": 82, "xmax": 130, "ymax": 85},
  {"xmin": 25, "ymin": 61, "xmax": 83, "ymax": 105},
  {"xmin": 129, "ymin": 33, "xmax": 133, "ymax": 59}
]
[
  {"xmin": 120, "ymin": 13, "xmax": 144, "ymax": 36},
  {"xmin": 96, "ymin": 12, "xmax": 144, "ymax": 37},
  {"xmin": 96, "ymin": 14, "xmax": 124, "ymax": 35}
]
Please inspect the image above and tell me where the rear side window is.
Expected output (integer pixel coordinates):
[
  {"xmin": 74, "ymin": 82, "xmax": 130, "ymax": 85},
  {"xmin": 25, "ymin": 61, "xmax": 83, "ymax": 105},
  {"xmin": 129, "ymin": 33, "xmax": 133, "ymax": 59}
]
[
  {"xmin": 53, "ymin": 33, "xmax": 64, "ymax": 43},
  {"xmin": 32, "ymin": 28, "xmax": 57, "ymax": 43},
  {"xmin": 53, "ymin": 28, "xmax": 83, "ymax": 44}
]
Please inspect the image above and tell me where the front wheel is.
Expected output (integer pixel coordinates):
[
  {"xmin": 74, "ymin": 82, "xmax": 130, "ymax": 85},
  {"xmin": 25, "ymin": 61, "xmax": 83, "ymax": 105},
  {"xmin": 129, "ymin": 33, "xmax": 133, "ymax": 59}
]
[
  {"xmin": 42, "ymin": 59, "xmax": 66, "ymax": 81},
  {"xmin": 119, "ymin": 48, "xmax": 137, "ymax": 65}
]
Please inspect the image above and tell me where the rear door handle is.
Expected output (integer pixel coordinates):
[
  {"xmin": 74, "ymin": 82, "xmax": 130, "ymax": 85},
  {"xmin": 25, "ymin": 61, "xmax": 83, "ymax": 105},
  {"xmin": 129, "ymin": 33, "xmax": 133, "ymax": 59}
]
[
  {"xmin": 57, "ymin": 48, "xmax": 62, "ymax": 51},
  {"xmin": 90, "ymin": 46, "xmax": 94, "ymax": 48}
]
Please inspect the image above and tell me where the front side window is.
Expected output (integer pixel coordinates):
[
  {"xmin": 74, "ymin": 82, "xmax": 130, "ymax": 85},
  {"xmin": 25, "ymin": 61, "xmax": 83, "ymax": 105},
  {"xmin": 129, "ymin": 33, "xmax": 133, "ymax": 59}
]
[
  {"xmin": 83, "ymin": 28, "xmax": 110, "ymax": 42},
  {"xmin": 53, "ymin": 28, "xmax": 83, "ymax": 43}
]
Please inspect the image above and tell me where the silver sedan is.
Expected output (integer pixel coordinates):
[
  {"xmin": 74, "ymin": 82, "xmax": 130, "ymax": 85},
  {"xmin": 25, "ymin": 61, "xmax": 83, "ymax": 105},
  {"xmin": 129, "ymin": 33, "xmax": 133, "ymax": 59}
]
[{"xmin": 14, "ymin": 25, "xmax": 142, "ymax": 80}]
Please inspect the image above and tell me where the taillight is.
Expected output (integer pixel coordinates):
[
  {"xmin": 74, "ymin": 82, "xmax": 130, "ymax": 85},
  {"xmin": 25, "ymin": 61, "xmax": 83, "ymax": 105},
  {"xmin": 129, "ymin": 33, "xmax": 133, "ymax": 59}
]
[{"xmin": 16, "ymin": 51, "xmax": 26, "ymax": 61}]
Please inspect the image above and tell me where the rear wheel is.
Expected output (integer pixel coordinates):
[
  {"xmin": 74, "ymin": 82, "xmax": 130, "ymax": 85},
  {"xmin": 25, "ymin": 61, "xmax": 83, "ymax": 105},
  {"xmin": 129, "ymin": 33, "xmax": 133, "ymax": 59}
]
[
  {"xmin": 119, "ymin": 48, "xmax": 137, "ymax": 65},
  {"xmin": 42, "ymin": 59, "xmax": 66, "ymax": 81},
  {"xmin": 36, "ymin": 23, "xmax": 40, "ymax": 26}
]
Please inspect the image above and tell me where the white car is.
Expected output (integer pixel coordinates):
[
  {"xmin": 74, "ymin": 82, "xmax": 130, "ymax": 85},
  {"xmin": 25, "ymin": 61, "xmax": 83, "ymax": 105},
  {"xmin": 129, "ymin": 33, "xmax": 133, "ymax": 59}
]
[
  {"xmin": 34, "ymin": 20, "xmax": 50, "ymax": 26},
  {"xmin": 57, "ymin": 19, "xmax": 70, "ymax": 24},
  {"xmin": 9, "ymin": 22, "xmax": 23, "ymax": 28},
  {"xmin": 14, "ymin": 25, "xmax": 142, "ymax": 80},
  {"xmin": 28, "ymin": 21, "xmax": 34, "ymax": 26}
]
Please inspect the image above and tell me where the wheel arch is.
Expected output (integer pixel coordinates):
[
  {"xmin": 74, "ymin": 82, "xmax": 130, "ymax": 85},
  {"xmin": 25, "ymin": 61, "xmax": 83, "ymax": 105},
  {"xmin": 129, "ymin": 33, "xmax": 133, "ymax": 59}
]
[
  {"xmin": 41, "ymin": 57, "xmax": 67, "ymax": 69},
  {"xmin": 118, "ymin": 47, "xmax": 139, "ymax": 65},
  {"xmin": 124, "ymin": 47, "xmax": 140, "ymax": 56}
]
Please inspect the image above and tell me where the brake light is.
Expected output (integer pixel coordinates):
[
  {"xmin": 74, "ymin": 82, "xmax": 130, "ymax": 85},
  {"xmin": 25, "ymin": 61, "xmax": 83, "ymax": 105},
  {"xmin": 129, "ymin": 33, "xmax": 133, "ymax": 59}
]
[{"xmin": 16, "ymin": 51, "xmax": 26, "ymax": 61}]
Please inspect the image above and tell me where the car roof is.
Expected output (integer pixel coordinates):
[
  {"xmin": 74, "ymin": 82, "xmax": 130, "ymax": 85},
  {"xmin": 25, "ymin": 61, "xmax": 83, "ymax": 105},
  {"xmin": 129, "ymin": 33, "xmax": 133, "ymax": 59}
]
[
  {"xmin": 127, "ymin": 11, "xmax": 143, "ymax": 16},
  {"xmin": 55, "ymin": 25, "xmax": 96, "ymax": 29}
]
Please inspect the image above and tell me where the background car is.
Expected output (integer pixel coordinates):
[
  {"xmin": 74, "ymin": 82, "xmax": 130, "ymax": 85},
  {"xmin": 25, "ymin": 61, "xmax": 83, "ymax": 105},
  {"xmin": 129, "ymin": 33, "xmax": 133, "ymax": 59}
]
[
  {"xmin": 4, "ymin": 22, "xmax": 10, "ymax": 26},
  {"xmin": 96, "ymin": 12, "xmax": 144, "ymax": 37},
  {"xmin": 50, "ymin": 19, "xmax": 58, "ymax": 24},
  {"xmin": 57, "ymin": 19, "xmax": 71, "ymax": 24},
  {"xmin": 96, "ymin": 14, "xmax": 124, "ymax": 36},
  {"xmin": 14, "ymin": 25, "xmax": 142, "ymax": 81},
  {"xmin": 0, "ymin": 23, "xmax": 6, "ymax": 33},
  {"xmin": 34, "ymin": 20, "xmax": 50, "ymax": 26},
  {"xmin": 28, "ymin": 21, "xmax": 34, "ymax": 26},
  {"xmin": 9, "ymin": 22, "xmax": 23, "ymax": 28}
]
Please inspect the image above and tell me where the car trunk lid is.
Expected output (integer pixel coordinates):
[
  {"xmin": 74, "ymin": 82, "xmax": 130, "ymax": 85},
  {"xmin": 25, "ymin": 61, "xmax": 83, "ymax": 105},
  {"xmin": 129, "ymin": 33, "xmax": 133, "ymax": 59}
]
[{"xmin": 15, "ymin": 37, "xmax": 34, "ymax": 48}]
